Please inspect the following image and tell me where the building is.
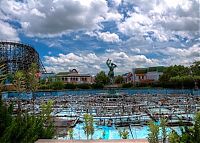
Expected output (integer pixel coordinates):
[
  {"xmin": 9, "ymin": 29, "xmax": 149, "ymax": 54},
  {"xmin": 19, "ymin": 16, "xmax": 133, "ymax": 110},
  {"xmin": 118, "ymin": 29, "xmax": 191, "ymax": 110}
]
[
  {"xmin": 56, "ymin": 69, "xmax": 93, "ymax": 84},
  {"xmin": 133, "ymin": 66, "xmax": 165, "ymax": 83},
  {"xmin": 122, "ymin": 72, "xmax": 133, "ymax": 83}
]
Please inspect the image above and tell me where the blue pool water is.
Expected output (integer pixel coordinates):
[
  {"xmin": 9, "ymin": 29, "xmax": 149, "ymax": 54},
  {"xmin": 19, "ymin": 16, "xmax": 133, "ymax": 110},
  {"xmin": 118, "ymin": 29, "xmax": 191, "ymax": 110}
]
[
  {"xmin": 60, "ymin": 123, "xmax": 181, "ymax": 140},
  {"xmin": 3, "ymin": 89, "xmax": 200, "ymax": 99}
]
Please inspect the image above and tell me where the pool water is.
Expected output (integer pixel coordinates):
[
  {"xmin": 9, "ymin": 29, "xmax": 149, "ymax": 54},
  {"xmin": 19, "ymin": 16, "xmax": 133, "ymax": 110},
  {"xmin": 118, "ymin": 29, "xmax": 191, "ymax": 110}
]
[{"xmin": 59, "ymin": 123, "xmax": 180, "ymax": 140}]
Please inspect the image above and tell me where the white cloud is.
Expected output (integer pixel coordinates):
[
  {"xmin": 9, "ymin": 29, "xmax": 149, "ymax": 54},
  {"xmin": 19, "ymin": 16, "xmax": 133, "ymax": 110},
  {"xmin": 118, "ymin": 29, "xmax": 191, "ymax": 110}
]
[
  {"xmin": 97, "ymin": 31, "xmax": 120, "ymax": 42},
  {"xmin": 0, "ymin": 20, "xmax": 19, "ymax": 41},
  {"xmin": 44, "ymin": 51, "xmax": 158, "ymax": 74},
  {"xmin": 112, "ymin": 0, "xmax": 122, "ymax": 7},
  {"xmin": 44, "ymin": 43, "xmax": 200, "ymax": 74},
  {"xmin": 118, "ymin": 0, "xmax": 200, "ymax": 41},
  {"xmin": 106, "ymin": 10, "xmax": 123, "ymax": 21},
  {"xmin": 0, "ymin": 0, "xmax": 109, "ymax": 37}
]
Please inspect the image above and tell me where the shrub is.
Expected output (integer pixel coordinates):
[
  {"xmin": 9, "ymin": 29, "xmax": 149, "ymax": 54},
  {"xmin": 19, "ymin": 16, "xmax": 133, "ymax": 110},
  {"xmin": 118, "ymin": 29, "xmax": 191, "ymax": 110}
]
[
  {"xmin": 64, "ymin": 83, "xmax": 76, "ymax": 89},
  {"xmin": 91, "ymin": 83, "xmax": 104, "ymax": 89},
  {"xmin": 122, "ymin": 83, "xmax": 133, "ymax": 88},
  {"xmin": 76, "ymin": 84, "xmax": 91, "ymax": 89},
  {"xmin": 50, "ymin": 81, "xmax": 64, "ymax": 90}
]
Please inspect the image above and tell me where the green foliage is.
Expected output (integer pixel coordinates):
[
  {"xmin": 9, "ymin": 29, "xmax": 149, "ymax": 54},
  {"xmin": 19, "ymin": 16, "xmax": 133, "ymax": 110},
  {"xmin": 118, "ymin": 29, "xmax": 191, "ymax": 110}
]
[
  {"xmin": 160, "ymin": 118, "xmax": 167, "ymax": 143},
  {"xmin": 168, "ymin": 112, "xmax": 200, "ymax": 143},
  {"xmin": 0, "ymin": 100, "xmax": 13, "ymax": 138},
  {"xmin": 114, "ymin": 75, "xmax": 124, "ymax": 84},
  {"xmin": 26, "ymin": 63, "xmax": 39, "ymax": 92},
  {"xmin": 41, "ymin": 100, "xmax": 54, "ymax": 122},
  {"xmin": 168, "ymin": 131, "xmax": 180, "ymax": 143},
  {"xmin": 122, "ymin": 83, "xmax": 133, "ymax": 88},
  {"xmin": 64, "ymin": 83, "xmax": 76, "ymax": 89},
  {"xmin": 13, "ymin": 71, "xmax": 26, "ymax": 93},
  {"xmin": 83, "ymin": 114, "xmax": 94, "ymax": 140},
  {"xmin": 50, "ymin": 81, "xmax": 64, "ymax": 90},
  {"xmin": 95, "ymin": 71, "xmax": 110, "ymax": 85},
  {"xmin": 159, "ymin": 62, "xmax": 200, "ymax": 89},
  {"xmin": 91, "ymin": 83, "xmax": 104, "ymax": 89},
  {"xmin": 190, "ymin": 61, "xmax": 200, "ymax": 76},
  {"xmin": 76, "ymin": 83, "xmax": 91, "ymax": 89},
  {"xmin": 68, "ymin": 128, "xmax": 73, "ymax": 140},
  {"xmin": 119, "ymin": 128, "xmax": 129, "ymax": 139},
  {"xmin": 148, "ymin": 121, "xmax": 159, "ymax": 143},
  {"xmin": 0, "ymin": 99, "xmax": 54, "ymax": 143}
]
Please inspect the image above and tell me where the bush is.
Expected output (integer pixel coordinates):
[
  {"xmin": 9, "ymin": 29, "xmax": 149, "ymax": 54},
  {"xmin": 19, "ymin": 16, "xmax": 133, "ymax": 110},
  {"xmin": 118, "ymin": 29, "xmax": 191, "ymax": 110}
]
[
  {"xmin": 64, "ymin": 83, "xmax": 76, "ymax": 89},
  {"xmin": 50, "ymin": 81, "xmax": 64, "ymax": 90},
  {"xmin": 76, "ymin": 84, "xmax": 91, "ymax": 89},
  {"xmin": 0, "ymin": 99, "xmax": 54, "ymax": 143},
  {"xmin": 122, "ymin": 83, "xmax": 133, "ymax": 88},
  {"xmin": 91, "ymin": 83, "xmax": 104, "ymax": 89},
  {"xmin": 39, "ymin": 84, "xmax": 50, "ymax": 90}
]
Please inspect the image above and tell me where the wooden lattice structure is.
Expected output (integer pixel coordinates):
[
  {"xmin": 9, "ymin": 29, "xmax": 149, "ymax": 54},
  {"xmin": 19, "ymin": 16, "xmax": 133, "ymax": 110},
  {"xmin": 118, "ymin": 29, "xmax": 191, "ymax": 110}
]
[{"xmin": 0, "ymin": 41, "xmax": 46, "ymax": 73}]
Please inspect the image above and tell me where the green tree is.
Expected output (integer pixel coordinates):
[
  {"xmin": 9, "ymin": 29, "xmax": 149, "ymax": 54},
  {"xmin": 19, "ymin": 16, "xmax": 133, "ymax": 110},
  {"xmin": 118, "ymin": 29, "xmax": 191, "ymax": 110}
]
[
  {"xmin": 159, "ymin": 65, "xmax": 190, "ymax": 83},
  {"xmin": 119, "ymin": 128, "xmax": 129, "ymax": 139},
  {"xmin": 95, "ymin": 71, "xmax": 109, "ymax": 85},
  {"xmin": 190, "ymin": 61, "xmax": 200, "ymax": 76},
  {"xmin": 83, "ymin": 114, "xmax": 94, "ymax": 140},
  {"xmin": 114, "ymin": 75, "xmax": 124, "ymax": 84},
  {"xmin": 168, "ymin": 112, "xmax": 200, "ymax": 143},
  {"xmin": 122, "ymin": 83, "xmax": 133, "ymax": 88},
  {"xmin": 168, "ymin": 131, "xmax": 180, "ymax": 143},
  {"xmin": 148, "ymin": 121, "xmax": 159, "ymax": 143},
  {"xmin": 160, "ymin": 118, "xmax": 167, "ymax": 143},
  {"xmin": 13, "ymin": 71, "xmax": 26, "ymax": 113},
  {"xmin": 50, "ymin": 81, "xmax": 64, "ymax": 90},
  {"xmin": 0, "ymin": 100, "xmax": 54, "ymax": 143},
  {"xmin": 26, "ymin": 63, "xmax": 40, "ymax": 114},
  {"xmin": 68, "ymin": 128, "xmax": 73, "ymax": 140}
]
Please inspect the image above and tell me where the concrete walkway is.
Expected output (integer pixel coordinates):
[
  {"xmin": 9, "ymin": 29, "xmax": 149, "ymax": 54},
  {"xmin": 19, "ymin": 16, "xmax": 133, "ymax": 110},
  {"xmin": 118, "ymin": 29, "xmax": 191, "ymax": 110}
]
[{"xmin": 36, "ymin": 139, "xmax": 148, "ymax": 143}]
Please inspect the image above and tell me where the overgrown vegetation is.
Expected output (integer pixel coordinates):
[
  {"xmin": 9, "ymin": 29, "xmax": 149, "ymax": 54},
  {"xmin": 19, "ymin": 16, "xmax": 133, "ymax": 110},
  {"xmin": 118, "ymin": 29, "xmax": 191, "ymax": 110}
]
[
  {"xmin": 148, "ymin": 112, "xmax": 200, "ymax": 143},
  {"xmin": 83, "ymin": 114, "xmax": 94, "ymax": 140},
  {"xmin": 118, "ymin": 128, "xmax": 129, "ymax": 139},
  {"xmin": 0, "ymin": 99, "xmax": 55, "ymax": 143},
  {"xmin": 0, "ymin": 62, "xmax": 54, "ymax": 143}
]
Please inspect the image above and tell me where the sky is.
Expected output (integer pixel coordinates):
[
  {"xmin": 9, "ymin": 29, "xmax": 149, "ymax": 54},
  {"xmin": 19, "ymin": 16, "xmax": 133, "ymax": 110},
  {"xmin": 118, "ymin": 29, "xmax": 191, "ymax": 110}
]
[{"xmin": 0, "ymin": 0, "xmax": 199, "ymax": 75}]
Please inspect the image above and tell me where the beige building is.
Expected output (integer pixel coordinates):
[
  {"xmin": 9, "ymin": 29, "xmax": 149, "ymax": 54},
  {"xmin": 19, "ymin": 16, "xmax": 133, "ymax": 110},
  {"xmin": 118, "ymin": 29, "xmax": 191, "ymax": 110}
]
[
  {"xmin": 56, "ymin": 69, "xmax": 93, "ymax": 84},
  {"xmin": 133, "ymin": 66, "xmax": 165, "ymax": 83}
]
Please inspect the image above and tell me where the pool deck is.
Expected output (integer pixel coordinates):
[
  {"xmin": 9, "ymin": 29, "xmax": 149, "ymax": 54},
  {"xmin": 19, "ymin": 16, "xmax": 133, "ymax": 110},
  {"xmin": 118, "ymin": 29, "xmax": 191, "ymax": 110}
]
[{"xmin": 36, "ymin": 139, "xmax": 148, "ymax": 143}]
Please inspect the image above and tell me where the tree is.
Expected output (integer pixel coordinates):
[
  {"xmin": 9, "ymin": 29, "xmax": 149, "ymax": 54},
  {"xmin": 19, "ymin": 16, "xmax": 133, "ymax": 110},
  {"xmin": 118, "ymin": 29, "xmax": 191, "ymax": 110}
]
[
  {"xmin": 119, "ymin": 128, "xmax": 129, "ymax": 139},
  {"xmin": 95, "ymin": 71, "xmax": 109, "ymax": 85},
  {"xmin": 50, "ymin": 81, "xmax": 64, "ymax": 90},
  {"xmin": 159, "ymin": 65, "xmax": 190, "ymax": 83},
  {"xmin": 114, "ymin": 75, "xmax": 124, "ymax": 84},
  {"xmin": 83, "ymin": 114, "xmax": 94, "ymax": 140},
  {"xmin": 160, "ymin": 118, "xmax": 167, "ymax": 143},
  {"xmin": 68, "ymin": 128, "xmax": 73, "ymax": 140},
  {"xmin": 168, "ymin": 112, "xmax": 200, "ymax": 143},
  {"xmin": 190, "ymin": 61, "xmax": 200, "ymax": 76},
  {"xmin": 26, "ymin": 63, "xmax": 40, "ymax": 114},
  {"xmin": 168, "ymin": 131, "xmax": 180, "ymax": 143},
  {"xmin": 148, "ymin": 121, "xmax": 159, "ymax": 143},
  {"xmin": 13, "ymin": 71, "xmax": 26, "ymax": 113},
  {"xmin": 0, "ymin": 100, "xmax": 54, "ymax": 143}
]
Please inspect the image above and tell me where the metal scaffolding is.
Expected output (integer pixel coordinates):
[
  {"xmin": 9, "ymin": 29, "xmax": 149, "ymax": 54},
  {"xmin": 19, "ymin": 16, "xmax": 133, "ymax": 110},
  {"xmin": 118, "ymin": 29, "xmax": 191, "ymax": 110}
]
[{"xmin": 0, "ymin": 41, "xmax": 46, "ymax": 74}]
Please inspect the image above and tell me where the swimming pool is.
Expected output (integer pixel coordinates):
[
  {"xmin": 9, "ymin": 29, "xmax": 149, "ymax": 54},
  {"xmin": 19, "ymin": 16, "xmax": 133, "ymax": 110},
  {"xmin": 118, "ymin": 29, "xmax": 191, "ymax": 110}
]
[{"xmin": 58, "ymin": 122, "xmax": 180, "ymax": 140}]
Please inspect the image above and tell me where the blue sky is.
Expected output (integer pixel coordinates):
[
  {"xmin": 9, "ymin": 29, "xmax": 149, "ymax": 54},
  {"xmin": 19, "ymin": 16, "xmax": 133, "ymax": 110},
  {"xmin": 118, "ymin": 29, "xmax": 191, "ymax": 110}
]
[{"xmin": 0, "ymin": 0, "xmax": 199, "ymax": 75}]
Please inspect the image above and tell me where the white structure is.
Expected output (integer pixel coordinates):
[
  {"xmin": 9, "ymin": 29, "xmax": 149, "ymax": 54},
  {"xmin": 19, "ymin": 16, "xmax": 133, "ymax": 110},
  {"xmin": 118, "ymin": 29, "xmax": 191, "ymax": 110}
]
[{"xmin": 132, "ymin": 66, "xmax": 164, "ymax": 83}]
